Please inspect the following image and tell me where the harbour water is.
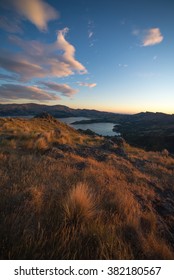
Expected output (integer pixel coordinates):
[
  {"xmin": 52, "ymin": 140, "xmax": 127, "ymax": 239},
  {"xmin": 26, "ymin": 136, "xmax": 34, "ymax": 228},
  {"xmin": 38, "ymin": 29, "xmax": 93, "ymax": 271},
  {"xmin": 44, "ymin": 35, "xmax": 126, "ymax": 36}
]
[{"xmin": 58, "ymin": 117, "xmax": 120, "ymax": 136}]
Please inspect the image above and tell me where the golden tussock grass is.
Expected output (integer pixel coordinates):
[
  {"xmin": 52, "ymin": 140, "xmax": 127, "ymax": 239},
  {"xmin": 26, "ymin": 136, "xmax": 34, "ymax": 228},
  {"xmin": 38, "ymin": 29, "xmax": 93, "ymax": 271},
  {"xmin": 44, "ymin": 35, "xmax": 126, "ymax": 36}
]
[
  {"xmin": 63, "ymin": 182, "xmax": 98, "ymax": 225},
  {"xmin": 34, "ymin": 136, "xmax": 49, "ymax": 150}
]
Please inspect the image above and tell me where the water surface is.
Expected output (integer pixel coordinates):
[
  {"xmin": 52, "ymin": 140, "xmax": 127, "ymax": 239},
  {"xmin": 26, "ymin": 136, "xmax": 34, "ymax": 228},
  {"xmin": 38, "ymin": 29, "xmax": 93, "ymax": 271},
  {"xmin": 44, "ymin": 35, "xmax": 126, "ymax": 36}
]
[
  {"xmin": 58, "ymin": 117, "xmax": 89, "ymax": 124},
  {"xmin": 58, "ymin": 117, "xmax": 120, "ymax": 136}
]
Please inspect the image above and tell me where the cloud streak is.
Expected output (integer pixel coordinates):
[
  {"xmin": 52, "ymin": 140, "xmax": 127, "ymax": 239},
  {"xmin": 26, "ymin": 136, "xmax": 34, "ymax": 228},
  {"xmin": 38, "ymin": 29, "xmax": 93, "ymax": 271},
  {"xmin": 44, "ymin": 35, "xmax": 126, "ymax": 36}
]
[
  {"xmin": 41, "ymin": 82, "xmax": 78, "ymax": 97},
  {"xmin": 0, "ymin": 84, "xmax": 60, "ymax": 101},
  {"xmin": 11, "ymin": 0, "xmax": 59, "ymax": 31},
  {"xmin": 87, "ymin": 19, "xmax": 95, "ymax": 46},
  {"xmin": 118, "ymin": 64, "xmax": 128, "ymax": 68},
  {"xmin": 77, "ymin": 82, "xmax": 97, "ymax": 88},
  {"xmin": 142, "ymin": 28, "xmax": 163, "ymax": 46},
  {"xmin": 0, "ymin": 50, "xmax": 48, "ymax": 81},
  {"xmin": 0, "ymin": 73, "xmax": 18, "ymax": 81},
  {"xmin": 88, "ymin": 31, "xmax": 93, "ymax": 38},
  {"xmin": 0, "ymin": 16, "xmax": 23, "ymax": 33}
]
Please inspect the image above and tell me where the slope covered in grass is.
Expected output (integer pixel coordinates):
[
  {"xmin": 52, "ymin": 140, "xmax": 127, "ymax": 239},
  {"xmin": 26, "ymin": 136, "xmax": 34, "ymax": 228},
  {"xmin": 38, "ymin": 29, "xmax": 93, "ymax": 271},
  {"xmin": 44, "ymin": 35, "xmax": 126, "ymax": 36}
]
[{"xmin": 0, "ymin": 116, "xmax": 174, "ymax": 259}]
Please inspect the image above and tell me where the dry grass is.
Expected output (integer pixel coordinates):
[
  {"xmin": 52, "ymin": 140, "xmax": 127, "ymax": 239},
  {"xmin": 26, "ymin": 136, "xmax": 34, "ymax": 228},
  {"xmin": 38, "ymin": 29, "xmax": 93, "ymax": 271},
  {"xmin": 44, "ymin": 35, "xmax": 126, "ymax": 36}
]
[
  {"xmin": 0, "ymin": 117, "xmax": 174, "ymax": 259},
  {"xmin": 34, "ymin": 136, "xmax": 49, "ymax": 150},
  {"xmin": 63, "ymin": 182, "xmax": 98, "ymax": 225}
]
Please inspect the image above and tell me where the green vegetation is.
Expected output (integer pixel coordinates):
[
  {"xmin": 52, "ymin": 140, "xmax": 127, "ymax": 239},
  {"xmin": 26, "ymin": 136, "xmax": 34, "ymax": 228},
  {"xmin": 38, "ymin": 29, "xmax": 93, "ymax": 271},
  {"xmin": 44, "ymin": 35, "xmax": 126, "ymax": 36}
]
[{"xmin": 0, "ymin": 116, "xmax": 174, "ymax": 259}]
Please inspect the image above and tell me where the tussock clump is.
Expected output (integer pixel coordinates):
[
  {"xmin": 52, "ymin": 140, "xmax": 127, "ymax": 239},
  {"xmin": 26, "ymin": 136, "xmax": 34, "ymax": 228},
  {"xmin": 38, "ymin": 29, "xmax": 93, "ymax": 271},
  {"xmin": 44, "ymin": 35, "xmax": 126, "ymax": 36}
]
[
  {"xmin": 42, "ymin": 131, "xmax": 55, "ymax": 143},
  {"xmin": 33, "ymin": 131, "xmax": 56, "ymax": 150},
  {"xmin": 63, "ymin": 182, "xmax": 97, "ymax": 225},
  {"xmin": 34, "ymin": 136, "xmax": 49, "ymax": 150}
]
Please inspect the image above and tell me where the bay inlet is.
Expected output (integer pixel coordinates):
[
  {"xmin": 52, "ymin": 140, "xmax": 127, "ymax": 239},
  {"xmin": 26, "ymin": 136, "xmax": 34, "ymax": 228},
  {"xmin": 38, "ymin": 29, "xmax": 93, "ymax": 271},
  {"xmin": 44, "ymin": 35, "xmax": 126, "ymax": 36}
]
[{"xmin": 58, "ymin": 117, "xmax": 120, "ymax": 136}]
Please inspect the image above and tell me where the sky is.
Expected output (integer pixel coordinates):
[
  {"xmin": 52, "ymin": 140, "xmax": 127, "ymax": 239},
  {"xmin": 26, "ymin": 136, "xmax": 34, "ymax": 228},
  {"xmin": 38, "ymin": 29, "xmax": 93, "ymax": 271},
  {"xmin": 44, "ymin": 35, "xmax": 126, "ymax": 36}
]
[{"xmin": 0, "ymin": 0, "xmax": 174, "ymax": 114}]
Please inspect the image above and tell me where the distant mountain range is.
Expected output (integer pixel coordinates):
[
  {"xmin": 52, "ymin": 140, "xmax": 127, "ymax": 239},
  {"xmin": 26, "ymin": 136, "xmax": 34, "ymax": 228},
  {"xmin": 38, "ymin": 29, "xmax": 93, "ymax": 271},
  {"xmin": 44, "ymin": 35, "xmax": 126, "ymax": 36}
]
[
  {"xmin": 0, "ymin": 103, "xmax": 173, "ymax": 121},
  {"xmin": 0, "ymin": 103, "xmax": 119, "ymax": 118},
  {"xmin": 0, "ymin": 103, "xmax": 173, "ymax": 123}
]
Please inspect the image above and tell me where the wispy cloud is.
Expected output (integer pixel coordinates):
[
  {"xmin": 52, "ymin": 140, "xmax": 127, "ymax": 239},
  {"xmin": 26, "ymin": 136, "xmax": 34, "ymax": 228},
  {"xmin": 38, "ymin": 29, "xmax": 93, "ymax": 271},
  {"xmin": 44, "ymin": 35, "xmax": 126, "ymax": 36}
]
[
  {"xmin": 153, "ymin": 55, "xmax": 157, "ymax": 61},
  {"xmin": 0, "ymin": 73, "xmax": 18, "ymax": 81},
  {"xmin": 133, "ymin": 27, "xmax": 163, "ymax": 47},
  {"xmin": 0, "ymin": 28, "xmax": 87, "ymax": 81},
  {"xmin": 0, "ymin": 50, "xmax": 48, "ymax": 81},
  {"xmin": 142, "ymin": 28, "xmax": 163, "ymax": 46},
  {"xmin": 87, "ymin": 19, "xmax": 95, "ymax": 46},
  {"xmin": 88, "ymin": 31, "xmax": 93, "ymax": 38},
  {"xmin": 77, "ymin": 82, "xmax": 97, "ymax": 88},
  {"xmin": 118, "ymin": 64, "xmax": 128, "ymax": 68},
  {"xmin": 11, "ymin": 0, "xmax": 59, "ymax": 32},
  {"xmin": 41, "ymin": 82, "xmax": 78, "ymax": 97},
  {"xmin": 0, "ymin": 16, "xmax": 23, "ymax": 33},
  {"xmin": 0, "ymin": 84, "xmax": 60, "ymax": 101},
  {"xmin": 132, "ymin": 28, "xmax": 140, "ymax": 36}
]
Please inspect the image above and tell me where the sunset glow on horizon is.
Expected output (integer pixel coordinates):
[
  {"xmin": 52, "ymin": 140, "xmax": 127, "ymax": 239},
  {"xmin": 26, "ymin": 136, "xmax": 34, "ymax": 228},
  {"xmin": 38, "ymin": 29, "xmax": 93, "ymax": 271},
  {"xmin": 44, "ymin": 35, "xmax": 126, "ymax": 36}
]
[{"xmin": 0, "ymin": 0, "xmax": 174, "ymax": 114}]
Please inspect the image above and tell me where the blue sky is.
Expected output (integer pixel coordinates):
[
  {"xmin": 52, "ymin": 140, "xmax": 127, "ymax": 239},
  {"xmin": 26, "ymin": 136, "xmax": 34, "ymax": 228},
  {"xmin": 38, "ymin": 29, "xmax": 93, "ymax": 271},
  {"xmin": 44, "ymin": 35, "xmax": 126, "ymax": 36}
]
[{"xmin": 0, "ymin": 0, "xmax": 174, "ymax": 114}]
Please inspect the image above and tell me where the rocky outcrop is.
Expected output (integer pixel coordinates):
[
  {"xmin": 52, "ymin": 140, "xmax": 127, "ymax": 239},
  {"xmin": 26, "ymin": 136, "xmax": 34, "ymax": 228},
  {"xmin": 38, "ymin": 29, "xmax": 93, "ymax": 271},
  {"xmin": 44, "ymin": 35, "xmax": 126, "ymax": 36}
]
[{"xmin": 34, "ymin": 112, "xmax": 56, "ymax": 121}]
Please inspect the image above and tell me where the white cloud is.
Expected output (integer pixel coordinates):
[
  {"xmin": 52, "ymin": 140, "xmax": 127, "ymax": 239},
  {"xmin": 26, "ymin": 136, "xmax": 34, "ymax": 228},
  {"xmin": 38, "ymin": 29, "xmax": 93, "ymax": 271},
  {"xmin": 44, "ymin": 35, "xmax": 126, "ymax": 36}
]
[
  {"xmin": 56, "ymin": 28, "xmax": 87, "ymax": 74},
  {"xmin": 133, "ymin": 27, "xmax": 163, "ymax": 47},
  {"xmin": 11, "ymin": 0, "xmax": 59, "ymax": 31},
  {"xmin": 142, "ymin": 28, "xmax": 163, "ymax": 46},
  {"xmin": 77, "ymin": 82, "xmax": 97, "ymax": 88},
  {"xmin": 0, "ymin": 28, "xmax": 87, "ymax": 81},
  {"xmin": 0, "ymin": 84, "xmax": 60, "ymax": 101},
  {"xmin": 41, "ymin": 82, "xmax": 78, "ymax": 97}
]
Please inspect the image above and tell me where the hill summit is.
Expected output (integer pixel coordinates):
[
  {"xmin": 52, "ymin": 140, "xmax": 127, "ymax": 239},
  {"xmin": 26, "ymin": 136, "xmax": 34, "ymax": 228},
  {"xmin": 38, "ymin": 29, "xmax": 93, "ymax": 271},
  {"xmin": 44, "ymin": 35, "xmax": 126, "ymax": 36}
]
[{"xmin": 34, "ymin": 112, "xmax": 57, "ymax": 121}]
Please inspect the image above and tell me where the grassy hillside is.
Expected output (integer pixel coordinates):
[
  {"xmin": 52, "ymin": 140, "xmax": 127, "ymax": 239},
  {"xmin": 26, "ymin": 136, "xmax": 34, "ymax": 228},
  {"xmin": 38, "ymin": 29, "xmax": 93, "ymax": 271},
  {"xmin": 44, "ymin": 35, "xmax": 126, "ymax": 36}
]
[{"xmin": 0, "ymin": 116, "xmax": 174, "ymax": 259}]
